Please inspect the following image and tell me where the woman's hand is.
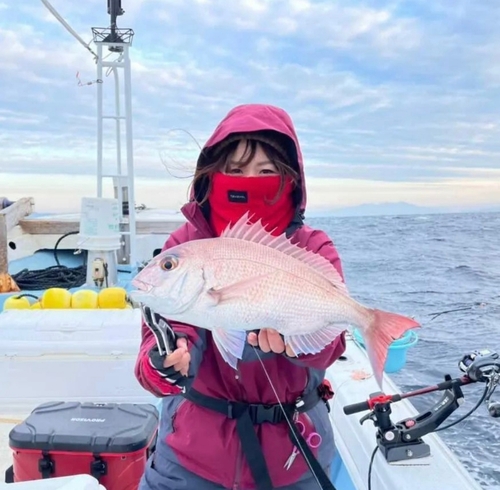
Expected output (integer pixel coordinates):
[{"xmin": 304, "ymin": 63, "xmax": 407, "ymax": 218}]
[
  {"xmin": 247, "ymin": 328, "xmax": 296, "ymax": 357},
  {"xmin": 162, "ymin": 337, "xmax": 191, "ymax": 376}
]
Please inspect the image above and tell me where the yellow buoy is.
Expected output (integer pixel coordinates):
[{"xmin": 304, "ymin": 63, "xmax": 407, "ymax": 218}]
[
  {"xmin": 71, "ymin": 289, "xmax": 99, "ymax": 309},
  {"xmin": 41, "ymin": 288, "xmax": 72, "ymax": 309},
  {"xmin": 98, "ymin": 287, "xmax": 128, "ymax": 309},
  {"xmin": 3, "ymin": 295, "xmax": 31, "ymax": 310}
]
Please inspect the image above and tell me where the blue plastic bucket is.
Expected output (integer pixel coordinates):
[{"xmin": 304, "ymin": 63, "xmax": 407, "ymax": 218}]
[
  {"xmin": 330, "ymin": 453, "xmax": 357, "ymax": 490},
  {"xmin": 352, "ymin": 328, "xmax": 418, "ymax": 373}
]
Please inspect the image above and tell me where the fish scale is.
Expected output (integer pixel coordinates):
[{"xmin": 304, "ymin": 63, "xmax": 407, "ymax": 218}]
[
  {"xmin": 131, "ymin": 213, "xmax": 420, "ymax": 387},
  {"xmin": 196, "ymin": 240, "xmax": 367, "ymax": 334},
  {"xmin": 209, "ymin": 238, "xmax": 340, "ymax": 291}
]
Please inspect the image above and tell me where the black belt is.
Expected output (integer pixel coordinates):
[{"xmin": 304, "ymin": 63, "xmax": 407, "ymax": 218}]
[{"xmin": 183, "ymin": 388, "xmax": 336, "ymax": 490}]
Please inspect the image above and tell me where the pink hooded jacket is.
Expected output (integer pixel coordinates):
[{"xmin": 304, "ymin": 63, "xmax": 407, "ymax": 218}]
[{"xmin": 135, "ymin": 104, "xmax": 346, "ymax": 489}]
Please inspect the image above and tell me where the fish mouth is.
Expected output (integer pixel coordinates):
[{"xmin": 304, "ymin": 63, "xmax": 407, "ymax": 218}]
[
  {"xmin": 130, "ymin": 269, "xmax": 204, "ymax": 317},
  {"xmin": 131, "ymin": 278, "xmax": 154, "ymax": 293}
]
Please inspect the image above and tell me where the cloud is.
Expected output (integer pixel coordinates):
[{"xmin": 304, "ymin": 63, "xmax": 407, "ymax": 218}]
[
  {"xmin": 1, "ymin": 0, "xmax": 500, "ymax": 210},
  {"xmin": 152, "ymin": 0, "xmax": 422, "ymax": 57}
]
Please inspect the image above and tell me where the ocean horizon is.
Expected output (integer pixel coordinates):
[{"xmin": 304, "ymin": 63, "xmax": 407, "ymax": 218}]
[{"xmin": 2, "ymin": 172, "xmax": 499, "ymax": 218}]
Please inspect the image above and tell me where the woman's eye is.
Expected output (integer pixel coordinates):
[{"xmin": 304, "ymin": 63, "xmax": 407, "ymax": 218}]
[
  {"xmin": 229, "ymin": 168, "xmax": 243, "ymax": 173},
  {"xmin": 260, "ymin": 168, "xmax": 278, "ymax": 174}
]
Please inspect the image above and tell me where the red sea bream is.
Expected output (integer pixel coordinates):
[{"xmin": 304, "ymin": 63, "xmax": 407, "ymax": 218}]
[{"xmin": 131, "ymin": 213, "xmax": 420, "ymax": 386}]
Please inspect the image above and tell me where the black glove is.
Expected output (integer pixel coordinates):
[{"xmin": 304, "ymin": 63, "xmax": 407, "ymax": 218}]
[
  {"xmin": 149, "ymin": 344, "xmax": 188, "ymax": 385},
  {"xmin": 142, "ymin": 305, "xmax": 189, "ymax": 385}
]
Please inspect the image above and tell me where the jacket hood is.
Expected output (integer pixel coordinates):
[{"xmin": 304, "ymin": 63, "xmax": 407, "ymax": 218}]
[{"xmin": 191, "ymin": 104, "xmax": 307, "ymax": 212}]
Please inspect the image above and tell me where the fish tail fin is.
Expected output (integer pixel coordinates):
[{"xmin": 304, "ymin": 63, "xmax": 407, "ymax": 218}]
[{"xmin": 362, "ymin": 309, "xmax": 420, "ymax": 388}]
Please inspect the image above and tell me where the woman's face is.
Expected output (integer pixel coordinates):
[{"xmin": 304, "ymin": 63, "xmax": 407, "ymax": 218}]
[{"xmin": 224, "ymin": 140, "xmax": 279, "ymax": 177}]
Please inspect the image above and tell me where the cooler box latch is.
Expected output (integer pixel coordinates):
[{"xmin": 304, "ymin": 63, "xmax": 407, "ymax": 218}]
[
  {"xmin": 38, "ymin": 452, "xmax": 54, "ymax": 478},
  {"xmin": 90, "ymin": 456, "xmax": 107, "ymax": 480}
]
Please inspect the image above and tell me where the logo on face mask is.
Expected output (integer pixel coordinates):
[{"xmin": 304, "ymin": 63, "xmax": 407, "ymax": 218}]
[{"xmin": 227, "ymin": 190, "xmax": 248, "ymax": 203}]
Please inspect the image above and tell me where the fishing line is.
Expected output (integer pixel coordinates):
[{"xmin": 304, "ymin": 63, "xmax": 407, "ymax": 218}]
[
  {"xmin": 252, "ymin": 345, "xmax": 326, "ymax": 490},
  {"xmin": 367, "ymin": 446, "xmax": 378, "ymax": 490},
  {"xmin": 426, "ymin": 295, "xmax": 500, "ymax": 321},
  {"xmin": 435, "ymin": 382, "xmax": 489, "ymax": 432}
]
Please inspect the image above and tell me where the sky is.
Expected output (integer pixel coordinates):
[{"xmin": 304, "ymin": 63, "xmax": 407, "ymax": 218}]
[{"xmin": 1, "ymin": 0, "xmax": 500, "ymax": 214}]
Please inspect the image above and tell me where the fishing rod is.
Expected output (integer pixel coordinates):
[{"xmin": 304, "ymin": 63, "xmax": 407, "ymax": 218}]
[{"xmin": 343, "ymin": 349, "xmax": 500, "ymax": 489}]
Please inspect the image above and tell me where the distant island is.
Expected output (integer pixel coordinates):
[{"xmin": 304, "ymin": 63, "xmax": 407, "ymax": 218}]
[{"xmin": 308, "ymin": 202, "xmax": 500, "ymax": 218}]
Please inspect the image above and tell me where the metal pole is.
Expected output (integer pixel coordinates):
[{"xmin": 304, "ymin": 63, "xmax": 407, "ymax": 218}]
[
  {"xmin": 112, "ymin": 64, "xmax": 124, "ymax": 213},
  {"xmin": 113, "ymin": 66, "xmax": 122, "ymax": 175},
  {"xmin": 123, "ymin": 44, "xmax": 137, "ymax": 267},
  {"xmin": 96, "ymin": 43, "xmax": 103, "ymax": 197}
]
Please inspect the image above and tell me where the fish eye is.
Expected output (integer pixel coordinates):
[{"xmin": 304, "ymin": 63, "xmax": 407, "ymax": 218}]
[{"xmin": 161, "ymin": 256, "xmax": 179, "ymax": 271}]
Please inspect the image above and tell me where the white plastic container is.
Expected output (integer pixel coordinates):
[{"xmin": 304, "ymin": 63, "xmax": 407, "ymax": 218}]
[
  {"xmin": 0, "ymin": 474, "xmax": 105, "ymax": 489},
  {"xmin": 77, "ymin": 197, "xmax": 122, "ymax": 288},
  {"xmin": 77, "ymin": 197, "xmax": 121, "ymax": 251},
  {"xmin": 0, "ymin": 309, "xmax": 155, "ymax": 413}
]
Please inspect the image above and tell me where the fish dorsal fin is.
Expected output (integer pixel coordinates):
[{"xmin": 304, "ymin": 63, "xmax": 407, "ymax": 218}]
[{"xmin": 221, "ymin": 213, "xmax": 348, "ymax": 294}]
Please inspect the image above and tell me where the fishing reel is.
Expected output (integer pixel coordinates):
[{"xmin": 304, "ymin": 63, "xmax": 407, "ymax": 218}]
[
  {"xmin": 343, "ymin": 349, "xmax": 500, "ymax": 463},
  {"xmin": 459, "ymin": 349, "xmax": 500, "ymax": 417}
]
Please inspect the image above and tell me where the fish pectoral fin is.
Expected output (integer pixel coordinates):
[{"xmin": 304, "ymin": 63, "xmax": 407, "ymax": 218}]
[
  {"xmin": 284, "ymin": 324, "xmax": 345, "ymax": 357},
  {"xmin": 211, "ymin": 328, "xmax": 247, "ymax": 369},
  {"xmin": 207, "ymin": 274, "xmax": 271, "ymax": 305}
]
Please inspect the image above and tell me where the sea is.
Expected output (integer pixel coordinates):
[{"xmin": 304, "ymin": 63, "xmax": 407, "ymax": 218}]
[{"xmin": 307, "ymin": 211, "xmax": 500, "ymax": 489}]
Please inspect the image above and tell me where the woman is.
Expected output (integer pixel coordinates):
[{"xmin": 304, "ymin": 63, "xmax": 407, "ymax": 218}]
[{"xmin": 135, "ymin": 103, "xmax": 346, "ymax": 490}]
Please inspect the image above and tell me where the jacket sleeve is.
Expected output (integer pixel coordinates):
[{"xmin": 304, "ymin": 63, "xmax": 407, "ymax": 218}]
[
  {"xmin": 134, "ymin": 225, "xmax": 207, "ymax": 396},
  {"xmin": 286, "ymin": 229, "xmax": 347, "ymax": 370}
]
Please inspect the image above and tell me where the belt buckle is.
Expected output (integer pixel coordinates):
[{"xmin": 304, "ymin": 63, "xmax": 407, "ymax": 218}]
[{"xmin": 250, "ymin": 404, "xmax": 280, "ymax": 424}]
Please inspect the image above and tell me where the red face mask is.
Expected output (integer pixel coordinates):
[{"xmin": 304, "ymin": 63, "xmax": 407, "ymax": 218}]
[{"xmin": 208, "ymin": 173, "xmax": 295, "ymax": 237}]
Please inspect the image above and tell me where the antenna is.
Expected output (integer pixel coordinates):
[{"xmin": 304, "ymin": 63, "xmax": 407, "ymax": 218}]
[
  {"xmin": 92, "ymin": 0, "xmax": 134, "ymax": 53},
  {"xmin": 108, "ymin": 0, "xmax": 125, "ymax": 41},
  {"xmin": 41, "ymin": 0, "xmax": 98, "ymax": 59},
  {"xmin": 95, "ymin": 0, "xmax": 130, "ymax": 52}
]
